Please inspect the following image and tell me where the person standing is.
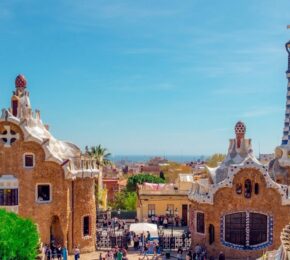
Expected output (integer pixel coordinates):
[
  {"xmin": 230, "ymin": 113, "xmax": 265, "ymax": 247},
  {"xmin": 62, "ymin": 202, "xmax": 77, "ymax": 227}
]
[
  {"xmin": 56, "ymin": 245, "xmax": 62, "ymax": 260},
  {"xmin": 219, "ymin": 251, "xmax": 225, "ymax": 260},
  {"xmin": 45, "ymin": 246, "xmax": 52, "ymax": 260},
  {"xmin": 177, "ymin": 247, "xmax": 183, "ymax": 260},
  {"xmin": 62, "ymin": 246, "xmax": 68, "ymax": 260},
  {"xmin": 163, "ymin": 217, "xmax": 168, "ymax": 228},
  {"xmin": 146, "ymin": 231, "xmax": 151, "ymax": 242},
  {"xmin": 74, "ymin": 245, "xmax": 80, "ymax": 260},
  {"xmin": 117, "ymin": 249, "xmax": 123, "ymax": 260}
]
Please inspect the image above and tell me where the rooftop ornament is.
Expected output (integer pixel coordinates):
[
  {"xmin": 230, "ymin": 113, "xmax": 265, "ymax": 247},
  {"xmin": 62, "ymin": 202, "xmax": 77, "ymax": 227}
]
[
  {"xmin": 235, "ymin": 121, "xmax": 246, "ymax": 148},
  {"xmin": 15, "ymin": 74, "xmax": 27, "ymax": 89}
]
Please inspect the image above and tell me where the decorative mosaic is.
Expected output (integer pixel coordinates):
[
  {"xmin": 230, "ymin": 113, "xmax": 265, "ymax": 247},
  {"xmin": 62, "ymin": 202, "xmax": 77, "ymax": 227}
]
[{"xmin": 188, "ymin": 158, "xmax": 290, "ymax": 205}]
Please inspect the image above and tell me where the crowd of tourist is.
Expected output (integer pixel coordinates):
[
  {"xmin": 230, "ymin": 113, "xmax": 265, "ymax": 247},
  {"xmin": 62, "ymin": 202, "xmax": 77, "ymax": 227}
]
[
  {"xmin": 184, "ymin": 244, "xmax": 226, "ymax": 260},
  {"xmin": 97, "ymin": 215, "xmax": 227, "ymax": 259},
  {"xmin": 43, "ymin": 241, "xmax": 81, "ymax": 260},
  {"xmin": 99, "ymin": 246, "xmax": 129, "ymax": 260},
  {"xmin": 149, "ymin": 215, "xmax": 183, "ymax": 228},
  {"xmin": 103, "ymin": 217, "xmax": 128, "ymax": 231},
  {"xmin": 43, "ymin": 243, "xmax": 68, "ymax": 260}
]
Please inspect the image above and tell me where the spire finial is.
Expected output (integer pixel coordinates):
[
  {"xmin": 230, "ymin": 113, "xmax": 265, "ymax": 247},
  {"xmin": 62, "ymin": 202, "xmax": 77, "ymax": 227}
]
[
  {"xmin": 235, "ymin": 121, "xmax": 246, "ymax": 148},
  {"xmin": 15, "ymin": 74, "xmax": 27, "ymax": 89}
]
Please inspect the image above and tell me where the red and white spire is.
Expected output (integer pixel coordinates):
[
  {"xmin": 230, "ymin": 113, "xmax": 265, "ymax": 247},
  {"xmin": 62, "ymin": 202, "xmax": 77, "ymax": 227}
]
[{"xmin": 235, "ymin": 121, "xmax": 246, "ymax": 149}]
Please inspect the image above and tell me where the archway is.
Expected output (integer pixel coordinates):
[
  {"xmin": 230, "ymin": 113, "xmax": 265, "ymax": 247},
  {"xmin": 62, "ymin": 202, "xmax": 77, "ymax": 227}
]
[{"xmin": 50, "ymin": 216, "xmax": 64, "ymax": 246}]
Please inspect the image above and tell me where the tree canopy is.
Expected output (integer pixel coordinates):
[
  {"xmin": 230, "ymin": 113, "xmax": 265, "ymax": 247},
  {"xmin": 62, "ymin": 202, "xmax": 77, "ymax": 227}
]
[
  {"xmin": 0, "ymin": 209, "xmax": 39, "ymax": 260},
  {"xmin": 206, "ymin": 153, "xmax": 226, "ymax": 167},
  {"xmin": 110, "ymin": 191, "xmax": 137, "ymax": 210},
  {"xmin": 127, "ymin": 173, "xmax": 165, "ymax": 191},
  {"xmin": 160, "ymin": 162, "xmax": 192, "ymax": 183}
]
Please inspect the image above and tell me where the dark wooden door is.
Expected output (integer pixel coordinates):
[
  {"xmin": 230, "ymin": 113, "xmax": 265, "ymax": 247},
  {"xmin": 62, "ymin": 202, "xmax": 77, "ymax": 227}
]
[{"xmin": 182, "ymin": 204, "xmax": 188, "ymax": 226}]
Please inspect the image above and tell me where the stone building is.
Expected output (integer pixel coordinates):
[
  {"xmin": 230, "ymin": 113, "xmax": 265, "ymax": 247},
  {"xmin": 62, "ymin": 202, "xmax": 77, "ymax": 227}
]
[
  {"xmin": 189, "ymin": 121, "xmax": 290, "ymax": 259},
  {"xmin": 0, "ymin": 75, "xmax": 99, "ymax": 253},
  {"xmin": 137, "ymin": 174, "xmax": 194, "ymax": 225}
]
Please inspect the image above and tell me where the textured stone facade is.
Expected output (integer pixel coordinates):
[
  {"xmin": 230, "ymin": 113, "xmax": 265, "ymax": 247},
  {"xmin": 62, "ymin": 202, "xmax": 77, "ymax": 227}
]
[
  {"xmin": 190, "ymin": 167, "xmax": 290, "ymax": 259},
  {"xmin": 0, "ymin": 76, "xmax": 98, "ymax": 254}
]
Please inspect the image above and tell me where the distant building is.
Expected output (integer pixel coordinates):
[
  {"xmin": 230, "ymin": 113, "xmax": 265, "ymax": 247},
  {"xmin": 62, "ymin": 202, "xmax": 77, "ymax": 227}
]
[
  {"xmin": 103, "ymin": 177, "xmax": 127, "ymax": 204},
  {"xmin": 136, "ymin": 173, "xmax": 194, "ymax": 225}
]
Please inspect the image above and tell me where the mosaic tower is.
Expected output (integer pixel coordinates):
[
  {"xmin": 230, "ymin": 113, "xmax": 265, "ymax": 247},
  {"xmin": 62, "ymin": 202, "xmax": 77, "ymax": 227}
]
[{"xmin": 282, "ymin": 39, "xmax": 290, "ymax": 145}]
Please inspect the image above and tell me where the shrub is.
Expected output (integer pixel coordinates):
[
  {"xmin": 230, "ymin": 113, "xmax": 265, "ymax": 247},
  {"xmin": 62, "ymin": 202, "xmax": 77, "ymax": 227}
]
[{"xmin": 0, "ymin": 209, "xmax": 39, "ymax": 260}]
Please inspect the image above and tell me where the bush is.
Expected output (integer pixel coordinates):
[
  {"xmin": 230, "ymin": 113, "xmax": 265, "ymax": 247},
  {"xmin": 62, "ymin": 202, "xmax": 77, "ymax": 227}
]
[{"xmin": 0, "ymin": 209, "xmax": 39, "ymax": 260}]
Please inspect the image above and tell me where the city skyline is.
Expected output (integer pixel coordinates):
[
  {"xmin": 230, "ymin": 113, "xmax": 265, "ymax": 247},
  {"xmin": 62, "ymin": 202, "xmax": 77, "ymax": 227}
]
[{"xmin": 0, "ymin": 1, "xmax": 289, "ymax": 155}]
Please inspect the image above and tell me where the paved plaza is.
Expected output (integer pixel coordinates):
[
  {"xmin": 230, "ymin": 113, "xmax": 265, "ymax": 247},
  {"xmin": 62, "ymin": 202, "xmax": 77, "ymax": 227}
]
[{"xmin": 68, "ymin": 250, "xmax": 172, "ymax": 260}]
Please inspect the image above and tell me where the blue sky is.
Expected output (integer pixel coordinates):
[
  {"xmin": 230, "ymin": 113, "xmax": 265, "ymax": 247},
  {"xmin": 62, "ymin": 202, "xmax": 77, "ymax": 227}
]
[{"xmin": 0, "ymin": 0, "xmax": 289, "ymax": 156}]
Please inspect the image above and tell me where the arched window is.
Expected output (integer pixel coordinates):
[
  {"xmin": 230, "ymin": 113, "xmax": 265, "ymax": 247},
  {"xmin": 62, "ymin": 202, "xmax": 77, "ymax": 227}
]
[
  {"xmin": 254, "ymin": 183, "xmax": 259, "ymax": 195},
  {"xmin": 83, "ymin": 216, "xmax": 90, "ymax": 236},
  {"xmin": 222, "ymin": 212, "xmax": 271, "ymax": 250},
  {"xmin": 236, "ymin": 183, "xmax": 242, "ymax": 195},
  {"xmin": 244, "ymin": 179, "xmax": 252, "ymax": 198}
]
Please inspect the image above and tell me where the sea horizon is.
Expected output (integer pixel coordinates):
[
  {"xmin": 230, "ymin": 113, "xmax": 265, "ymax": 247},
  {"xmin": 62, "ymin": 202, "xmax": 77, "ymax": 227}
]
[{"xmin": 110, "ymin": 154, "xmax": 208, "ymax": 163}]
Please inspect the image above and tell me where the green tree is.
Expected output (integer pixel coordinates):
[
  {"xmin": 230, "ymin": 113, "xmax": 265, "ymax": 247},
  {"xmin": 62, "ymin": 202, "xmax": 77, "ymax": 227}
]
[
  {"xmin": 111, "ymin": 191, "xmax": 137, "ymax": 210},
  {"xmin": 127, "ymin": 173, "xmax": 165, "ymax": 191},
  {"xmin": 206, "ymin": 153, "xmax": 226, "ymax": 167},
  {"xmin": 0, "ymin": 209, "xmax": 39, "ymax": 260}
]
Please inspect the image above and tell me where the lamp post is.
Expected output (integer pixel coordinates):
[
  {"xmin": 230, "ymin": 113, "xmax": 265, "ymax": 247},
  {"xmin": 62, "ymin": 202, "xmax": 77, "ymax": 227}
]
[{"xmin": 166, "ymin": 207, "xmax": 178, "ymax": 258}]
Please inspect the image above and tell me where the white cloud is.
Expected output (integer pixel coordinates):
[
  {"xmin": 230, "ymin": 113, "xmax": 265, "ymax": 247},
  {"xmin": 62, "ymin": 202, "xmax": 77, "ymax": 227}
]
[{"xmin": 241, "ymin": 106, "xmax": 283, "ymax": 118}]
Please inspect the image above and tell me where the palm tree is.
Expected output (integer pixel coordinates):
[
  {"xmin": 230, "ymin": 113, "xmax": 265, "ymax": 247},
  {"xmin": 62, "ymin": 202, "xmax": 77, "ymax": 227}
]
[
  {"xmin": 85, "ymin": 145, "xmax": 112, "ymax": 167},
  {"xmin": 85, "ymin": 145, "xmax": 112, "ymax": 210}
]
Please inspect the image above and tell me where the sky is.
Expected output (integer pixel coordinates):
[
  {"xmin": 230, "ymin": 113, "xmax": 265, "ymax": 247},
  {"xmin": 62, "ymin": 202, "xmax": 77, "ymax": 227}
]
[{"xmin": 0, "ymin": 0, "xmax": 289, "ymax": 156}]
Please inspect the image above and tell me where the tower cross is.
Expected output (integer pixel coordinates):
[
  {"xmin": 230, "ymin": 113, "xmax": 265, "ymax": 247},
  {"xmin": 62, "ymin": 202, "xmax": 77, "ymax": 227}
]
[{"xmin": 0, "ymin": 125, "xmax": 20, "ymax": 148}]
